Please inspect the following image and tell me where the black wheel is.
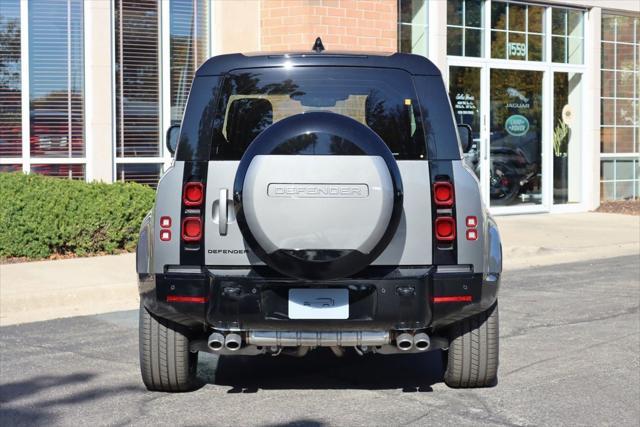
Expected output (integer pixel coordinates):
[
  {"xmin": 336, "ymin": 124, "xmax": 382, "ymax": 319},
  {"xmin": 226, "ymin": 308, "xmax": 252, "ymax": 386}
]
[
  {"xmin": 139, "ymin": 303, "xmax": 198, "ymax": 392},
  {"xmin": 490, "ymin": 165, "xmax": 520, "ymax": 206},
  {"xmin": 444, "ymin": 301, "xmax": 499, "ymax": 388}
]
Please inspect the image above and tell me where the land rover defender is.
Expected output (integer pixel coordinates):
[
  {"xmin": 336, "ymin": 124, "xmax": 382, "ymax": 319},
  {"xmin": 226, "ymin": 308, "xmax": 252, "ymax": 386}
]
[{"xmin": 136, "ymin": 47, "xmax": 502, "ymax": 392}]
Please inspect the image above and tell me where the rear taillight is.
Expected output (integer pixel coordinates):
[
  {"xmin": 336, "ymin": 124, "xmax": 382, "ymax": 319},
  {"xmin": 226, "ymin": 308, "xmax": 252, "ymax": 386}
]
[
  {"xmin": 433, "ymin": 179, "xmax": 456, "ymax": 244},
  {"xmin": 183, "ymin": 182, "xmax": 204, "ymax": 206},
  {"xmin": 435, "ymin": 217, "xmax": 456, "ymax": 241},
  {"xmin": 433, "ymin": 182, "xmax": 454, "ymax": 207},
  {"xmin": 181, "ymin": 217, "xmax": 202, "ymax": 241}
]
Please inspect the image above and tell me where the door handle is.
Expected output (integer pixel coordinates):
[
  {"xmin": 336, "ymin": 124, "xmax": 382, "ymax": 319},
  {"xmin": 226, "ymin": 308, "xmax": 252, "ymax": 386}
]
[{"xmin": 219, "ymin": 188, "xmax": 228, "ymax": 236}]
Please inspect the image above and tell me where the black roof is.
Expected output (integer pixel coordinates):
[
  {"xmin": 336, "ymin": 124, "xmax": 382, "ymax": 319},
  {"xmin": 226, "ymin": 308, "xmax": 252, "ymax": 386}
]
[{"xmin": 196, "ymin": 51, "xmax": 442, "ymax": 77}]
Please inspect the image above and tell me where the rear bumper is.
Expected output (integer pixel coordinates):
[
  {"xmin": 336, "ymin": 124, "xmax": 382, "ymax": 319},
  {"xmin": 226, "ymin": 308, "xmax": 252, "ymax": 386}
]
[{"xmin": 139, "ymin": 265, "xmax": 499, "ymax": 332}]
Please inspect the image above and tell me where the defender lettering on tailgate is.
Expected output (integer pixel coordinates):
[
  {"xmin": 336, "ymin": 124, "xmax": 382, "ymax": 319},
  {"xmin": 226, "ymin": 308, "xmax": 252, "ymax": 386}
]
[{"xmin": 267, "ymin": 183, "xmax": 369, "ymax": 198}]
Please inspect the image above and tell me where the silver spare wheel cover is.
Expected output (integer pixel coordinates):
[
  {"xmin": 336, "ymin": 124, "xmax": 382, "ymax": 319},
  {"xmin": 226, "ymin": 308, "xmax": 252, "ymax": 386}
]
[{"xmin": 233, "ymin": 112, "xmax": 403, "ymax": 280}]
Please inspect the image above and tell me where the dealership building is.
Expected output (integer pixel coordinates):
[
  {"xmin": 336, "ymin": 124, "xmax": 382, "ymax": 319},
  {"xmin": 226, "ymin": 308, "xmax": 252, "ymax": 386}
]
[{"xmin": 0, "ymin": 0, "xmax": 638, "ymax": 214}]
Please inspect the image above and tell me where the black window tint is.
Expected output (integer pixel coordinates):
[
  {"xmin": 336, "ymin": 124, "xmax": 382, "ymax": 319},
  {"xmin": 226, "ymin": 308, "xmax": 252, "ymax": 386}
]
[
  {"xmin": 211, "ymin": 67, "xmax": 427, "ymax": 160},
  {"xmin": 223, "ymin": 98, "xmax": 273, "ymax": 158}
]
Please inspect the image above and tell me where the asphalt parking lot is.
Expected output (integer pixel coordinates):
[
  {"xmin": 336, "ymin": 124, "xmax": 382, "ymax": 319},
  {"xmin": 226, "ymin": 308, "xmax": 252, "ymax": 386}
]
[{"xmin": 1, "ymin": 255, "xmax": 639, "ymax": 426}]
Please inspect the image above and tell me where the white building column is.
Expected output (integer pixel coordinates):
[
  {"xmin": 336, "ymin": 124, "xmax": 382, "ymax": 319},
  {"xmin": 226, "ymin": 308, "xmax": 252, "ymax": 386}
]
[
  {"xmin": 428, "ymin": 0, "xmax": 449, "ymax": 85},
  {"xmin": 583, "ymin": 6, "xmax": 602, "ymax": 209},
  {"xmin": 84, "ymin": 0, "xmax": 113, "ymax": 183}
]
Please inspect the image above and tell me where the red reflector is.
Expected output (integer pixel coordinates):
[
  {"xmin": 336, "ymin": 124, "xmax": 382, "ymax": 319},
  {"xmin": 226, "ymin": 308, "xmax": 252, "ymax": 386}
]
[
  {"xmin": 166, "ymin": 295, "xmax": 208, "ymax": 303},
  {"xmin": 160, "ymin": 216, "xmax": 172, "ymax": 228},
  {"xmin": 435, "ymin": 217, "xmax": 456, "ymax": 241},
  {"xmin": 433, "ymin": 182, "xmax": 454, "ymax": 207},
  {"xmin": 181, "ymin": 217, "xmax": 202, "ymax": 241},
  {"xmin": 466, "ymin": 216, "xmax": 477, "ymax": 228},
  {"xmin": 160, "ymin": 230, "xmax": 171, "ymax": 241},
  {"xmin": 466, "ymin": 229, "xmax": 478, "ymax": 240},
  {"xmin": 433, "ymin": 295, "xmax": 472, "ymax": 303},
  {"xmin": 183, "ymin": 182, "xmax": 204, "ymax": 206}
]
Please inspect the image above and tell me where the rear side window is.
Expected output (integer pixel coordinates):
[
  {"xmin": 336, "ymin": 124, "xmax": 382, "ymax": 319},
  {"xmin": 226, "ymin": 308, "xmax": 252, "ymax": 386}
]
[{"xmin": 211, "ymin": 67, "xmax": 427, "ymax": 160}]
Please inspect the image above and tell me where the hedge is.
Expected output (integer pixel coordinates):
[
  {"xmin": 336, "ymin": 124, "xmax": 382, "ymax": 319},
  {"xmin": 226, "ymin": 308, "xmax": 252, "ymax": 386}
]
[{"xmin": 0, "ymin": 172, "xmax": 155, "ymax": 260}]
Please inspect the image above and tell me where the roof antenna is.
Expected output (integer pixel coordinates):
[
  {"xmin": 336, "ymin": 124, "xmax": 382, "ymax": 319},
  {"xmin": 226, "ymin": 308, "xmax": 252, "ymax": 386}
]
[{"xmin": 312, "ymin": 37, "xmax": 325, "ymax": 53}]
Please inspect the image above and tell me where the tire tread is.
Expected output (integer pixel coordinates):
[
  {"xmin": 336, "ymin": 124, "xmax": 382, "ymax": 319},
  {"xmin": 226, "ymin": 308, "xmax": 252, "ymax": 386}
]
[
  {"xmin": 444, "ymin": 301, "xmax": 499, "ymax": 388},
  {"xmin": 139, "ymin": 303, "xmax": 197, "ymax": 392}
]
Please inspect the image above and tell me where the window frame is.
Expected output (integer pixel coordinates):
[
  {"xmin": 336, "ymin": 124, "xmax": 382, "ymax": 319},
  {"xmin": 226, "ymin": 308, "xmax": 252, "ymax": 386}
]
[
  {"xmin": 599, "ymin": 12, "xmax": 640, "ymax": 201},
  {"xmin": 112, "ymin": 0, "xmax": 212, "ymax": 187},
  {"xmin": 0, "ymin": 0, "xmax": 87, "ymax": 180},
  {"xmin": 447, "ymin": 0, "xmax": 485, "ymax": 58},
  {"xmin": 397, "ymin": 0, "xmax": 429, "ymax": 57}
]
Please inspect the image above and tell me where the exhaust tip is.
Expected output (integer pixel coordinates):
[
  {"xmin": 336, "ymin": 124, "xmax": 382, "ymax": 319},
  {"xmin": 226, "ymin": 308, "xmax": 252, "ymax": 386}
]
[
  {"xmin": 224, "ymin": 333, "xmax": 242, "ymax": 351},
  {"xmin": 413, "ymin": 332, "xmax": 430, "ymax": 351},
  {"xmin": 207, "ymin": 332, "xmax": 225, "ymax": 351},
  {"xmin": 396, "ymin": 333, "xmax": 414, "ymax": 351}
]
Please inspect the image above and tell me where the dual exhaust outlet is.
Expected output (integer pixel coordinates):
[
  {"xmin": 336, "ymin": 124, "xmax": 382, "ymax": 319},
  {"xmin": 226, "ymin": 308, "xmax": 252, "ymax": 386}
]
[
  {"xmin": 395, "ymin": 332, "xmax": 430, "ymax": 351},
  {"xmin": 207, "ymin": 330, "xmax": 430, "ymax": 352},
  {"xmin": 207, "ymin": 332, "xmax": 241, "ymax": 352}
]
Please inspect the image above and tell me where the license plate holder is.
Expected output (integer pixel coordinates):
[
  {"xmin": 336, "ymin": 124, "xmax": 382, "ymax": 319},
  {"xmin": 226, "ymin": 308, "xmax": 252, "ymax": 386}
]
[{"xmin": 288, "ymin": 288, "xmax": 349, "ymax": 320}]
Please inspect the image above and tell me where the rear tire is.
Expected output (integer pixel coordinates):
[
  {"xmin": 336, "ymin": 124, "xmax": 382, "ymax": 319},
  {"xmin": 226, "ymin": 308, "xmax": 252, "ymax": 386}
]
[
  {"xmin": 444, "ymin": 301, "xmax": 499, "ymax": 388},
  {"xmin": 139, "ymin": 303, "xmax": 198, "ymax": 392}
]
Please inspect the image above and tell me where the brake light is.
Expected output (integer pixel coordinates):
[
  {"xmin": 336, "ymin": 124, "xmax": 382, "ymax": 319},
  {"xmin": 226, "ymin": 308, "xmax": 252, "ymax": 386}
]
[
  {"xmin": 183, "ymin": 182, "xmax": 204, "ymax": 206},
  {"xmin": 435, "ymin": 217, "xmax": 456, "ymax": 241},
  {"xmin": 433, "ymin": 182, "xmax": 454, "ymax": 207},
  {"xmin": 181, "ymin": 217, "xmax": 202, "ymax": 241}
]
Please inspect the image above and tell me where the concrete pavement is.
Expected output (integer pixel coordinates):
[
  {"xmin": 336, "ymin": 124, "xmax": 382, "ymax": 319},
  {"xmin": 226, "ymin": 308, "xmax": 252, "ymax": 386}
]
[
  {"xmin": 498, "ymin": 212, "xmax": 640, "ymax": 270},
  {"xmin": 1, "ymin": 212, "xmax": 638, "ymax": 326},
  {"xmin": 1, "ymin": 256, "xmax": 638, "ymax": 426}
]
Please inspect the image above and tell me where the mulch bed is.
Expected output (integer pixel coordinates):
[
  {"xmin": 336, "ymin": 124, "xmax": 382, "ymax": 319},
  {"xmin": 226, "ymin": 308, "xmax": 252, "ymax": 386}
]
[{"xmin": 596, "ymin": 200, "xmax": 640, "ymax": 216}]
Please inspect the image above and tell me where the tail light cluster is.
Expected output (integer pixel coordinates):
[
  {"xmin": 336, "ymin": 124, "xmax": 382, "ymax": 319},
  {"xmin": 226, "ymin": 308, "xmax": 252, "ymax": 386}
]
[
  {"xmin": 182, "ymin": 182, "xmax": 204, "ymax": 242},
  {"xmin": 433, "ymin": 181, "xmax": 456, "ymax": 242}
]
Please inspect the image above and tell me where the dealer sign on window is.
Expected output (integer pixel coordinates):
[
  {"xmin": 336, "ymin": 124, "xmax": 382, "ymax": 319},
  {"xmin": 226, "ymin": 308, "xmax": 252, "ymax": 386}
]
[{"xmin": 508, "ymin": 42, "xmax": 526, "ymax": 57}]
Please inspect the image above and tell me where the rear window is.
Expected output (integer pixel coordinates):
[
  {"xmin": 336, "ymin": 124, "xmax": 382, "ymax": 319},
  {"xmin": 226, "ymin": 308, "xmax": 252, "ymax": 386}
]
[{"xmin": 211, "ymin": 67, "xmax": 427, "ymax": 160}]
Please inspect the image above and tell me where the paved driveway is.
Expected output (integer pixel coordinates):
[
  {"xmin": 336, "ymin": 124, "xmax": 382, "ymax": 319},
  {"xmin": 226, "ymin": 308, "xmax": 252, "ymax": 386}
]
[{"xmin": 1, "ymin": 256, "xmax": 639, "ymax": 426}]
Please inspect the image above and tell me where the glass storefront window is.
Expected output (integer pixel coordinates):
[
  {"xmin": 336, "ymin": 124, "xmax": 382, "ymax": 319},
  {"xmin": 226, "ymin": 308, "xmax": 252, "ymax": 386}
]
[
  {"xmin": 398, "ymin": 0, "xmax": 428, "ymax": 56},
  {"xmin": 115, "ymin": 0, "xmax": 210, "ymax": 186},
  {"xmin": 551, "ymin": 8, "xmax": 584, "ymax": 64},
  {"xmin": 600, "ymin": 14, "xmax": 639, "ymax": 200},
  {"xmin": 0, "ymin": 0, "xmax": 22, "ymax": 159},
  {"xmin": 170, "ymin": 0, "xmax": 210, "ymax": 124},
  {"xmin": 489, "ymin": 69, "xmax": 543, "ymax": 206},
  {"xmin": 447, "ymin": 0, "xmax": 483, "ymax": 57},
  {"xmin": 30, "ymin": 164, "xmax": 84, "ymax": 180},
  {"xmin": 29, "ymin": 0, "xmax": 85, "ymax": 159},
  {"xmin": 449, "ymin": 66, "xmax": 481, "ymax": 177},
  {"xmin": 116, "ymin": 163, "xmax": 162, "ymax": 189},
  {"xmin": 490, "ymin": 1, "xmax": 544, "ymax": 61},
  {"xmin": 115, "ymin": 0, "xmax": 161, "ymax": 158}
]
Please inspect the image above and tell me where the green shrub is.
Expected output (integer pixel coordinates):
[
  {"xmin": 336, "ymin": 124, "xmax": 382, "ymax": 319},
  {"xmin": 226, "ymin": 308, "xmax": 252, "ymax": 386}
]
[{"xmin": 0, "ymin": 172, "xmax": 155, "ymax": 260}]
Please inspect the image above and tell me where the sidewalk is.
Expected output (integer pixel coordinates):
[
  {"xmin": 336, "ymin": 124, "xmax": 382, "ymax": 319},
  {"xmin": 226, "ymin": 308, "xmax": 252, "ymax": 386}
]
[{"xmin": 1, "ymin": 212, "xmax": 638, "ymax": 326}]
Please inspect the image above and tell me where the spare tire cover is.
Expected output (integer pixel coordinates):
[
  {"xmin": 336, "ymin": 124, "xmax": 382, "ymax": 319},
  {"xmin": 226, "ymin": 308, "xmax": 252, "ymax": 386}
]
[{"xmin": 234, "ymin": 112, "xmax": 403, "ymax": 280}]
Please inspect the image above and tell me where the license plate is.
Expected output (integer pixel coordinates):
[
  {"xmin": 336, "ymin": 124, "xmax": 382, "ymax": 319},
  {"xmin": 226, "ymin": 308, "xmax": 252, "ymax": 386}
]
[{"xmin": 288, "ymin": 288, "xmax": 349, "ymax": 319}]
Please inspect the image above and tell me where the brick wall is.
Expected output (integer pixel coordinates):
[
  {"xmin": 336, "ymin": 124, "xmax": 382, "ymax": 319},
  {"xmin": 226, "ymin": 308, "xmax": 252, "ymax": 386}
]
[{"xmin": 260, "ymin": 0, "xmax": 397, "ymax": 52}]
